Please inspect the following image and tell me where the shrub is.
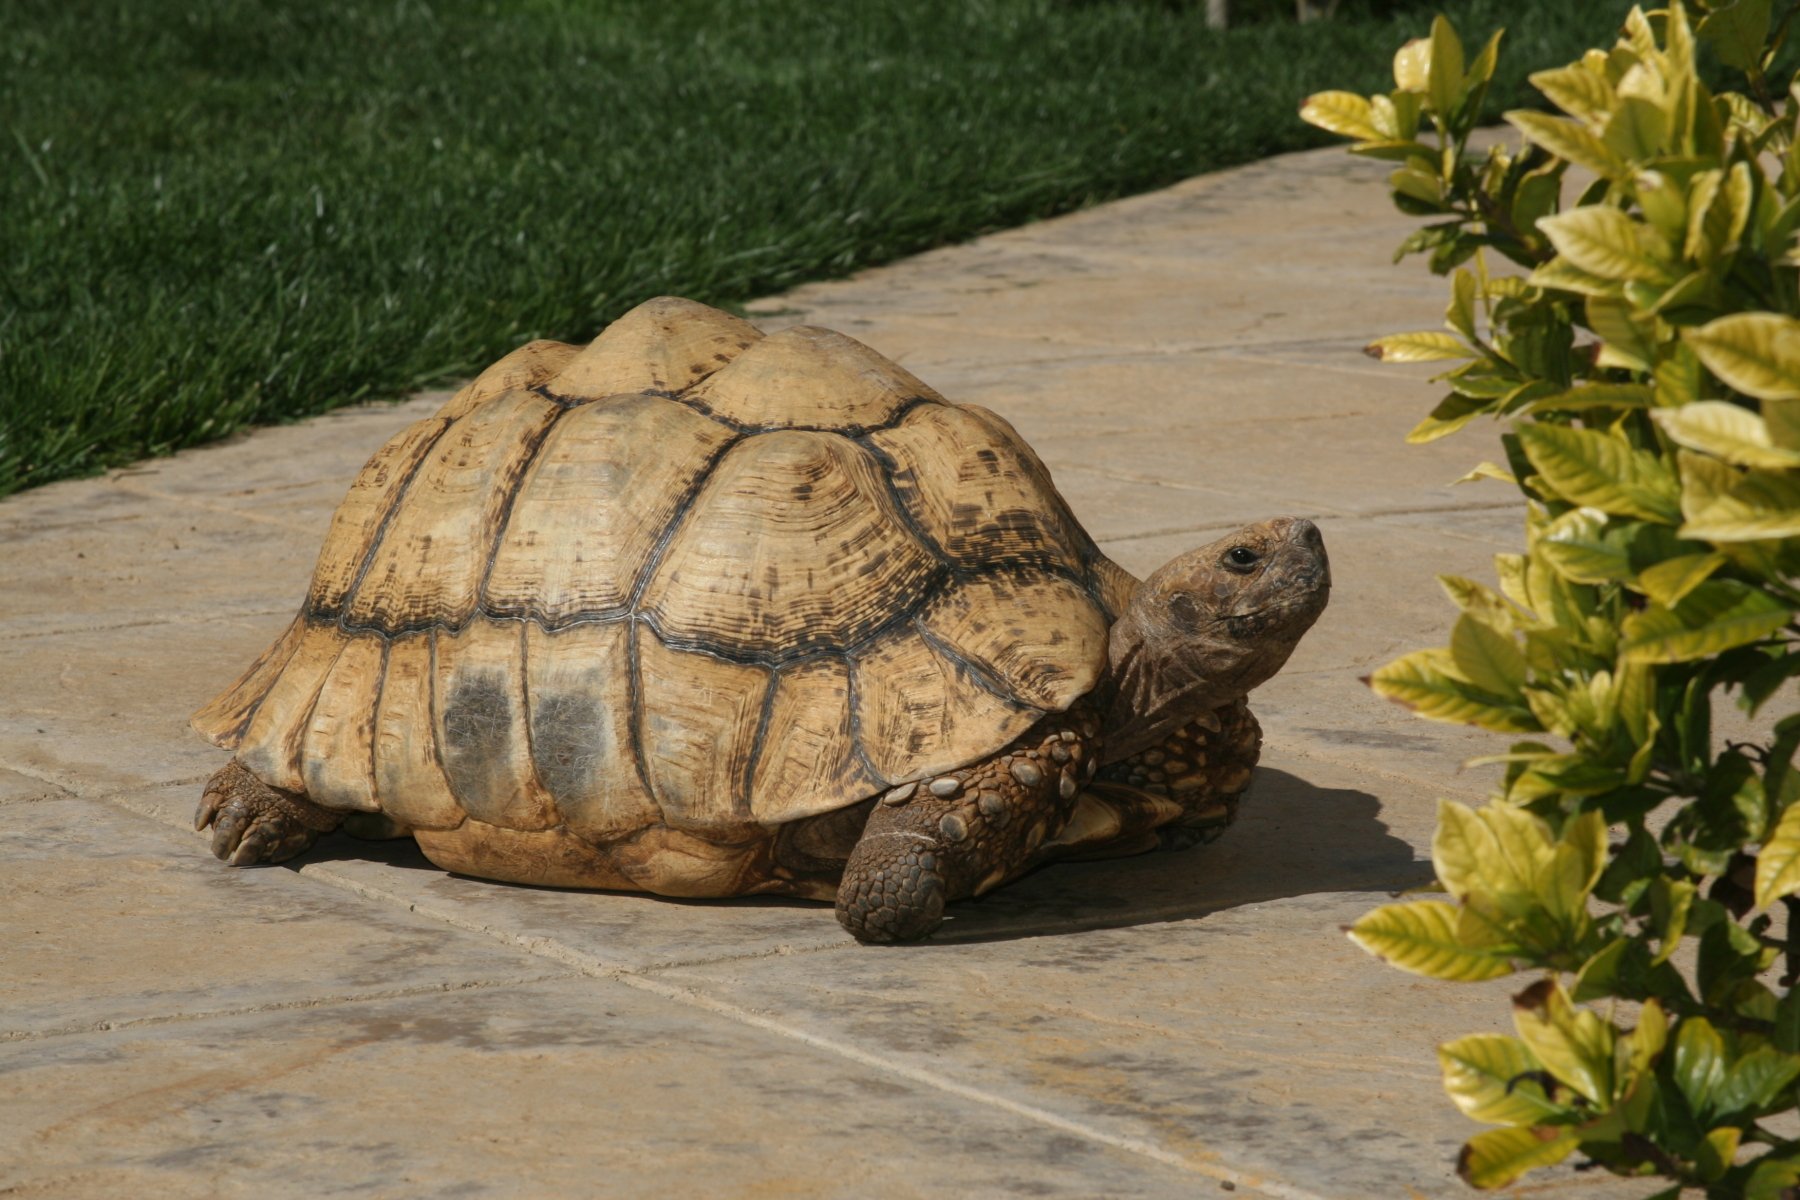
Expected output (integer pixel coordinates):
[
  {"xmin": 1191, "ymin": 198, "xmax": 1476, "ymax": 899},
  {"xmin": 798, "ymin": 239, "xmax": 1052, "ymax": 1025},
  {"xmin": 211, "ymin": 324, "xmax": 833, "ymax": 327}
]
[{"xmin": 1302, "ymin": 3, "xmax": 1800, "ymax": 1192}]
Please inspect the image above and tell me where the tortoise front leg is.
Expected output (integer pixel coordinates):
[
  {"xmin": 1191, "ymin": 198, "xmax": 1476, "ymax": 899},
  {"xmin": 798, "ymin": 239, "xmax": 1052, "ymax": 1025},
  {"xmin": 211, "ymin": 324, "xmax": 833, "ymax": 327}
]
[
  {"xmin": 835, "ymin": 705, "xmax": 1101, "ymax": 942},
  {"xmin": 195, "ymin": 760, "xmax": 342, "ymax": 865},
  {"xmin": 1094, "ymin": 697, "xmax": 1262, "ymax": 852}
]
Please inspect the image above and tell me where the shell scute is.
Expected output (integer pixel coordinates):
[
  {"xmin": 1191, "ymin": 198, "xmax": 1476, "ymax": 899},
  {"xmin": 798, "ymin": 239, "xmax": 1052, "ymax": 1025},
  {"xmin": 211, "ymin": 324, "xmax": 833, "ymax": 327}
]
[
  {"xmin": 637, "ymin": 631, "xmax": 772, "ymax": 829},
  {"xmin": 301, "ymin": 635, "xmax": 385, "ymax": 812},
  {"xmin": 639, "ymin": 429, "xmax": 939, "ymax": 658},
  {"xmin": 523, "ymin": 620, "xmax": 658, "ymax": 842},
  {"xmin": 749, "ymin": 657, "xmax": 885, "ymax": 823},
  {"xmin": 436, "ymin": 339, "xmax": 579, "ymax": 421},
  {"xmin": 484, "ymin": 394, "xmax": 733, "ymax": 623},
  {"xmin": 431, "ymin": 618, "xmax": 557, "ymax": 830},
  {"xmin": 869, "ymin": 403, "xmax": 1088, "ymax": 571},
  {"xmin": 372, "ymin": 631, "xmax": 464, "ymax": 830},
  {"xmin": 552, "ymin": 297, "xmax": 760, "ymax": 400},
  {"xmin": 683, "ymin": 325, "xmax": 935, "ymax": 430},
  {"xmin": 850, "ymin": 624, "xmax": 1039, "ymax": 785},
  {"xmin": 343, "ymin": 390, "xmax": 559, "ymax": 630}
]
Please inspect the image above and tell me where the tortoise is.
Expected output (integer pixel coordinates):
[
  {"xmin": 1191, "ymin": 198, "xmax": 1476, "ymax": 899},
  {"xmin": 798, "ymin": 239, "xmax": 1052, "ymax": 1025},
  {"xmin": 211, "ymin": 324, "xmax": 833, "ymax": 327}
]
[{"xmin": 192, "ymin": 296, "xmax": 1329, "ymax": 941}]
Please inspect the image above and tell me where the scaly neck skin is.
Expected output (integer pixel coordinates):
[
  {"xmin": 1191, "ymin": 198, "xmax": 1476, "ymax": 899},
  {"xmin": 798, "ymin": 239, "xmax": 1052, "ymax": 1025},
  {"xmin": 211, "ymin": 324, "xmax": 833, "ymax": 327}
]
[
  {"xmin": 1096, "ymin": 518, "xmax": 1330, "ymax": 765},
  {"xmin": 1099, "ymin": 606, "xmax": 1244, "ymax": 764}
]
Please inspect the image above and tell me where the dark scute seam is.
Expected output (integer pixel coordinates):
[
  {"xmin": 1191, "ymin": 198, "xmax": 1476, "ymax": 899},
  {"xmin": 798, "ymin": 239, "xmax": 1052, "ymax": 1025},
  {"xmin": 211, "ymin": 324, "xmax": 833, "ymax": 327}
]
[
  {"xmin": 592, "ymin": 391, "xmax": 939, "ymax": 439},
  {"xmin": 424, "ymin": 629, "xmax": 461, "ymax": 817},
  {"xmin": 740, "ymin": 665, "xmax": 782, "ymax": 819},
  {"xmin": 474, "ymin": 403, "xmax": 570, "ymax": 616},
  {"xmin": 625, "ymin": 617, "xmax": 659, "ymax": 814},
  {"xmin": 320, "ymin": 417, "xmax": 454, "ymax": 628},
  {"xmin": 854, "ymin": 414, "xmax": 959, "ymax": 578},
  {"xmin": 320, "ymin": 562, "xmax": 1095, "ymax": 665},
  {"xmin": 512, "ymin": 616, "xmax": 553, "ymax": 826},
  {"xmin": 625, "ymin": 432, "xmax": 746, "ymax": 611},
  {"xmin": 856, "ymin": 401, "xmax": 1093, "ymax": 577},
  {"xmin": 841, "ymin": 646, "xmax": 890, "ymax": 788},
  {"xmin": 368, "ymin": 635, "xmax": 391, "ymax": 808},
  {"xmin": 910, "ymin": 615, "xmax": 1045, "ymax": 714}
]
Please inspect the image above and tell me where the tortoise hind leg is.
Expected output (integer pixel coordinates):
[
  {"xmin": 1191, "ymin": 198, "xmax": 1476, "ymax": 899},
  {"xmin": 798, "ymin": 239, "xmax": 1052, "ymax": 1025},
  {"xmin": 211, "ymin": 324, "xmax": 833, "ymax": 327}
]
[
  {"xmin": 195, "ymin": 760, "xmax": 342, "ymax": 866},
  {"xmin": 835, "ymin": 705, "xmax": 1100, "ymax": 943}
]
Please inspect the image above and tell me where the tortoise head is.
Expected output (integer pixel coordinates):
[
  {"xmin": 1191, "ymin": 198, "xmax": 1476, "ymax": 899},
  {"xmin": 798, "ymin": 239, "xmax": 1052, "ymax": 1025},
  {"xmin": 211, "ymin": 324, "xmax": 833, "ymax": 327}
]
[{"xmin": 1103, "ymin": 518, "xmax": 1330, "ymax": 760}]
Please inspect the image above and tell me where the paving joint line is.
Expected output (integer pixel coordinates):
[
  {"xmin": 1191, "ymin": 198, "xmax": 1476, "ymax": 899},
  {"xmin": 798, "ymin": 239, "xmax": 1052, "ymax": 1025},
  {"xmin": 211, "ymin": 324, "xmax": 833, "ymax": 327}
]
[
  {"xmin": 284, "ymin": 859, "xmax": 1329, "ymax": 1199},
  {"xmin": 2, "ymin": 971, "xmax": 579, "ymax": 1044}
]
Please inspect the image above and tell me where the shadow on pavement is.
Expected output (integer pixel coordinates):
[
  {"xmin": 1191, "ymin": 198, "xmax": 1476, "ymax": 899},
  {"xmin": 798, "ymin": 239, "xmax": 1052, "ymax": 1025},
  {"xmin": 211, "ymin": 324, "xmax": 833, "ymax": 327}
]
[
  {"xmin": 277, "ymin": 764, "xmax": 1428, "ymax": 944},
  {"xmin": 928, "ymin": 765, "xmax": 1432, "ymax": 944}
]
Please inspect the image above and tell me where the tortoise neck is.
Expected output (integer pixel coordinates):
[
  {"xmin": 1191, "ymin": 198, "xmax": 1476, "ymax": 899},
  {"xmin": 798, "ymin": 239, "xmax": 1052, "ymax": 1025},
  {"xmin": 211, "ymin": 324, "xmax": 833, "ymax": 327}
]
[{"xmin": 1097, "ymin": 607, "xmax": 1231, "ymax": 765}]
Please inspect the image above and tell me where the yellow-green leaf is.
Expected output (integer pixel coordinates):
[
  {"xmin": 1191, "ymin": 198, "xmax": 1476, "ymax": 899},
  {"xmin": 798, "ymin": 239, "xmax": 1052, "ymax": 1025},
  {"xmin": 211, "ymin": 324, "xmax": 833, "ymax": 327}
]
[
  {"xmin": 1300, "ymin": 91, "xmax": 1382, "ymax": 140},
  {"xmin": 1623, "ymin": 999, "xmax": 1669, "ymax": 1089},
  {"xmin": 1529, "ymin": 62, "xmax": 1615, "ymax": 123},
  {"xmin": 1650, "ymin": 877, "xmax": 1696, "ymax": 966},
  {"xmin": 1682, "ymin": 470, "xmax": 1800, "ymax": 541},
  {"xmin": 1457, "ymin": 1126, "xmax": 1579, "ymax": 1189},
  {"xmin": 1537, "ymin": 206, "xmax": 1666, "ymax": 281},
  {"xmin": 1406, "ymin": 393, "xmax": 1491, "ymax": 443},
  {"xmin": 1756, "ymin": 801, "xmax": 1800, "ymax": 909},
  {"xmin": 1439, "ymin": 1035, "xmax": 1567, "ymax": 1125},
  {"xmin": 1637, "ymin": 552, "xmax": 1727, "ymax": 607},
  {"xmin": 1393, "ymin": 37, "xmax": 1431, "ymax": 93},
  {"xmin": 1674, "ymin": 1016, "xmax": 1727, "ymax": 1115},
  {"xmin": 1621, "ymin": 580, "xmax": 1792, "ymax": 663},
  {"xmin": 1451, "ymin": 614, "xmax": 1528, "ymax": 696},
  {"xmin": 1556, "ymin": 810, "xmax": 1608, "ymax": 911},
  {"xmin": 1366, "ymin": 330, "xmax": 1473, "ymax": 362},
  {"xmin": 1347, "ymin": 899, "xmax": 1515, "ymax": 981},
  {"xmin": 1506, "ymin": 110, "xmax": 1629, "ymax": 179},
  {"xmin": 1700, "ymin": 1126, "xmax": 1743, "ymax": 1181},
  {"xmin": 1439, "ymin": 574, "xmax": 1523, "ymax": 633},
  {"xmin": 1679, "ymin": 448, "xmax": 1739, "ymax": 522},
  {"xmin": 1447, "ymin": 268, "xmax": 1477, "ymax": 339},
  {"xmin": 1749, "ymin": 1157, "xmax": 1800, "ymax": 1200},
  {"xmin": 1516, "ymin": 424, "xmax": 1681, "ymax": 523},
  {"xmin": 1764, "ymin": 398, "xmax": 1800, "ymax": 448},
  {"xmin": 1603, "ymin": 94, "xmax": 1670, "ymax": 163},
  {"xmin": 1686, "ymin": 167, "xmax": 1726, "ymax": 262},
  {"xmin": 1686, "ymin": 313, "xmax": 1800, "ymax": 402},
  {"xmin": 1453, "ymin": 460, "xmax": 1519, "ymax": 485},
  {"xmin": 1539, "ymin": 507, "xmax": 1633, "ymax": 584},
  {"xmin": 1369, "ymin": 649, "xmax": 1539, "ymax": 732},
  {"xmin": 1433, "ymin": 799, "xmax": 1558, "ymax": 914},
  {"xmin": 1528, "ymin": 256, "xmax": 1623, "ymax": 298},
  {"xmin": 1427, "ymin": 14, "xmax": 1464, "ymax": 118},
  {"xmin": 1586, "ymin": 297, "xmax": 1658, "ymax": 372},
  {"xmin": 1494, "ymin": 552, "xmax": 1531, "ymax": 613},
  {"xmin": 1512, "ymin": 979, "xmax": 1616, "ymax": 1106},
  {"xmin": 1523, "ymin": 382, "xmax": 1654, "ymax": 413},
  {"xmin": 1655, "ymin": 401, "xmax": 1800, "ymax": 468}
]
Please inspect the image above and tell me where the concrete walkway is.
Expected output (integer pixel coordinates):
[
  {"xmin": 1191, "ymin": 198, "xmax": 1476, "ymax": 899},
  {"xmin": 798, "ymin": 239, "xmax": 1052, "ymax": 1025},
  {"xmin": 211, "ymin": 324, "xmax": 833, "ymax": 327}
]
[{"xmin": 2, "ymin": 146, "xmax": 1638, "ymax": 1198}]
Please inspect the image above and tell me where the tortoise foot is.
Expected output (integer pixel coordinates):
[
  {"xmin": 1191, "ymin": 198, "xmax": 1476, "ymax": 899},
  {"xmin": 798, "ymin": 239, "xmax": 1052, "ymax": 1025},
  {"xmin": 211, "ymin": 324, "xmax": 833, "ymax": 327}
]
[
  {"xmin": 836, "ymin": 706, "xmax": 1099, "ymax": 943},
  {"xmin": 195, "ymin": 760, "xmax": 340, "ymax": 866}
]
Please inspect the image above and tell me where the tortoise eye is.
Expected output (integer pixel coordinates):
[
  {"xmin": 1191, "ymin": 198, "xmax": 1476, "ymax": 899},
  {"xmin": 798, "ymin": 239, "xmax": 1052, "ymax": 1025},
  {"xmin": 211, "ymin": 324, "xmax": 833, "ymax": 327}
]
[{"xmin": 1224, "ymin": 546, "xmax": 1260, "ymax": 572}]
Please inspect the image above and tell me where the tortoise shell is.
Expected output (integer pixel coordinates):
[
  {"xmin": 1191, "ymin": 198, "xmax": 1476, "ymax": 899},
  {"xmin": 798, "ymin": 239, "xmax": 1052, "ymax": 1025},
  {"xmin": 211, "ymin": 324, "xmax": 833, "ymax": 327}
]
[{"xmin": 193, "ymin": 298, "xmax": 1137, "ymax": 885}]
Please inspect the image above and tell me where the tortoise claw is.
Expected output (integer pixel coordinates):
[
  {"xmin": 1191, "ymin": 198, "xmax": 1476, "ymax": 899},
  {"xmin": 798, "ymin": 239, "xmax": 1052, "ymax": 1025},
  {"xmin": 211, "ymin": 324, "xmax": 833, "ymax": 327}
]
[{"xmin": 195, "ymin": 760, "xmax": 340, "ymax": 866}]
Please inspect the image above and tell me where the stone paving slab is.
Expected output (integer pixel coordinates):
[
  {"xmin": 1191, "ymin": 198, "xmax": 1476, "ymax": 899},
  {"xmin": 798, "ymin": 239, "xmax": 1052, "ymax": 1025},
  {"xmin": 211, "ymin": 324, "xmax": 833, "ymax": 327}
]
[
  {"xmin": 0, "ymin": 140, "xmax": 1654, "ymax": 1199},
  {"xmin": 6, "ymin": 976, "xmax": 1207, "ymax": 1200},
  {"xmin": 1, "ymin": 797, "xmax": 565, "ymax": 1042}
]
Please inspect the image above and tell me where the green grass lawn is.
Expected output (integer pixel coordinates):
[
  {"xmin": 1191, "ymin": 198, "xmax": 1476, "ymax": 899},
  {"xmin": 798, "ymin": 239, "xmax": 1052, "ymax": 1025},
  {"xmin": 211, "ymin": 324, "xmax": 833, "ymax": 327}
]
[{"xmin": 2, "ymin": 0, "xmax": 1634, "ymax": 496}]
